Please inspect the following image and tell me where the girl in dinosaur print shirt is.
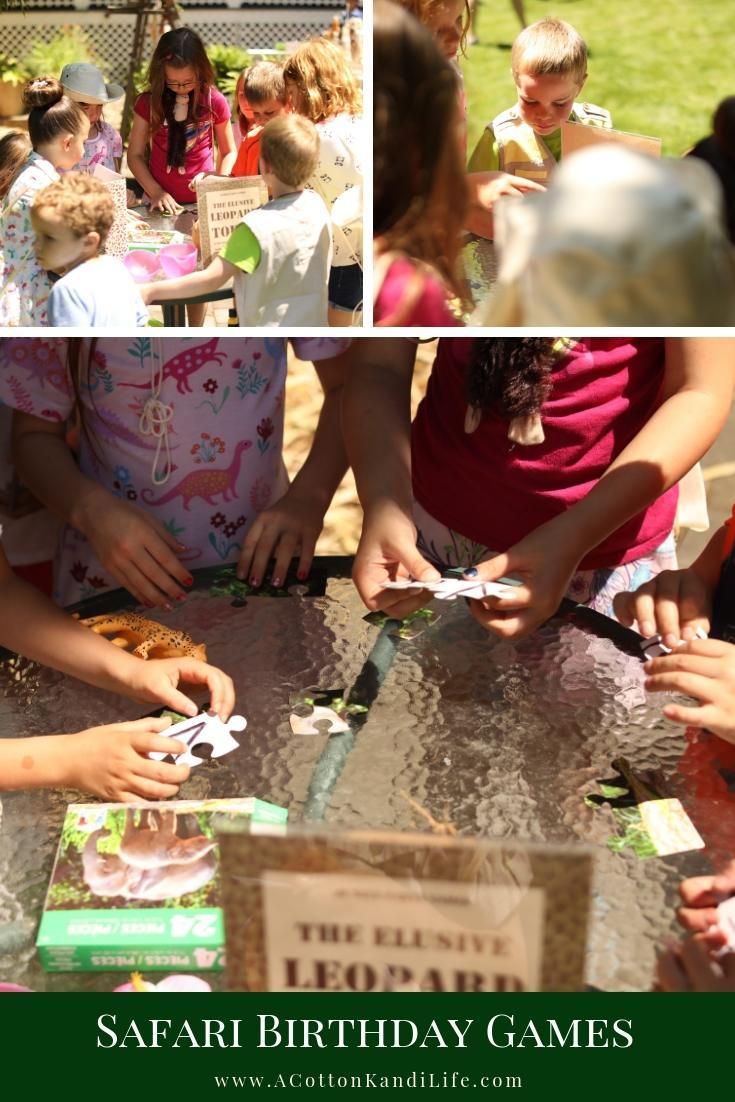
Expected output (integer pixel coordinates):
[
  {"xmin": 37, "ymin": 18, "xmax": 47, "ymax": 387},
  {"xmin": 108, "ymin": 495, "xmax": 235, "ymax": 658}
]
[{"xmin": 0, "ymin": 336, "xmax": 349, "ymax": 606}]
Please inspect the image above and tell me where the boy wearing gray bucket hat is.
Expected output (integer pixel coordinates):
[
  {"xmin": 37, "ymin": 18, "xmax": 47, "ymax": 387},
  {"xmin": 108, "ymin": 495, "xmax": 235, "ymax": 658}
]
[{"xmin": 60, "ymin": 63, "xmax": 124, "ymax": 174}]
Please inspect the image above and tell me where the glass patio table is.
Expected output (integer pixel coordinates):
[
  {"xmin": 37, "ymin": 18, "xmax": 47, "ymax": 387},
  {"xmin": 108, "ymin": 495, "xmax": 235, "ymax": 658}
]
[{"xmin": 1, "ymin": 558, "xmax": 730, "ymax": 991}]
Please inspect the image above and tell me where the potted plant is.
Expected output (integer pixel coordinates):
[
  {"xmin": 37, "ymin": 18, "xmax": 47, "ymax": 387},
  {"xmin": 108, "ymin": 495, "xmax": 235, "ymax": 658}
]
[
  {"xmin": 0, "ymin": 53, "xmax": 29, "ymax": 118},
  {"xmin": 206, "ymin": 44, "xmax": 252, "ymax": 97},
  {"xmin": 22, "ymin": 25, "xmax": 100, "ymax": 81}
]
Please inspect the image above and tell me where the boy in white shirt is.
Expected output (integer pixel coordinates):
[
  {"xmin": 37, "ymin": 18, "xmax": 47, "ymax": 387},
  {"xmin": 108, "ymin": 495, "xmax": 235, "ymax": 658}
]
[
  {"xmin": 141, "ymin": 114, "xmax": 332, "ymax": 327},
  {"xmin": 31, "ymin": 173, "xmax": 148, "ymax": 327}
]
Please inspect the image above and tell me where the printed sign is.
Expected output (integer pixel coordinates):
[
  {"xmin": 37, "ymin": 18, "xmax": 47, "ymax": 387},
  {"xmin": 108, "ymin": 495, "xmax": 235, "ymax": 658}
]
[
  {"xmin": 218, "ymin": 828, "xmax": 593, "ymax": 991},
  {"xmin": 561, "ymin": 120, "xmax": 662, "ymax": 159},
  {"xmin": 195, "ymin": 175, "xmax": 268, "ymax": 266}
]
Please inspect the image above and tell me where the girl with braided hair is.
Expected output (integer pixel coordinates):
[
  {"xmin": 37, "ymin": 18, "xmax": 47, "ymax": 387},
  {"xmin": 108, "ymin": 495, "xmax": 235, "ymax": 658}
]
[
  {"xmin": 127, "ymin": 27, "xmax": 236, "ymax": 216},
  {"xmin": 345, "ymin": 337, "xmax": 734, "ymax": 638}
]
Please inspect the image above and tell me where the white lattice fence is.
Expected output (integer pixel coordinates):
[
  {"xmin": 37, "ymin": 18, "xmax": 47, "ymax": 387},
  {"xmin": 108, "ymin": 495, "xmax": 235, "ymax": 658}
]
[{"xmin": 2, "ymin": 9, "xmax": 342, "ymax": 84}]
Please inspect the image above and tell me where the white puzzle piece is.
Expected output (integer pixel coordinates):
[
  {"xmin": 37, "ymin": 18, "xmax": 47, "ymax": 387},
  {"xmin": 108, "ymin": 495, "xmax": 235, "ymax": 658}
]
[
  {"xmin": 149, "ymin": 710, "xmax": 246, "ymax": 768},
  {"xmin": 641, "ymin": 626, "xmax": 708, "ymax": 658},
  {"xmin": 381, "ymin": 578, "xmax": 517, "ymax": 601},
  {"xmin": 289, "ymin": 705, "xmax": 351, "ymax": 736}
]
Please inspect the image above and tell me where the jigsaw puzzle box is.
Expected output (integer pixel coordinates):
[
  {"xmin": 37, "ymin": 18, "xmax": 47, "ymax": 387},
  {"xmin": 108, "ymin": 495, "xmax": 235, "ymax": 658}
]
[{"xmin": 37, "ymin": 798, "xmax": 287, "ymax": 972}]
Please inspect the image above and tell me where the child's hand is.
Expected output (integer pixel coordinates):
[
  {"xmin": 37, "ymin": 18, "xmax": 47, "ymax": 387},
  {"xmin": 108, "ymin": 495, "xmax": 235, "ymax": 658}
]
[
  {"xmin": 125, "ymin": 657, "xmax": 236, "ymax": 722},
  {"xmin": 656, "ymin": 937, "xmax": 735, "ymax": 991},
  {"xmin": 63, "ymin": 717, "xmax": 190, "ymax": 802},
  {"xmin": 675, "ymin": 859, "xmax": 735, "ymax": 949},
  {"xmin": 236, "ymin": 490, "xmax": 324, "ymax": 589},
  {"xmin": 351, "ymin": 502, "xmax": 441, "ymax": 619},
  {"xmin": 462, "ymin": 522, "xmax": 579, "ymax": 639},
  {"xmin": 188, "ymin": 172, "xmax": 210, "ymax": 192},
  {"xmin": 76, "ymin": 491, "xmax": 192, "ymax": 608},
  {"xmin": 644, "ymin": 638, "xmax": 735, "ymax": 743},
  {"xmin": 149, "ymin": 189, "xmax": 180, "ymax": 216},
  {"xmin": 138, "ymin": 281, "xmax": 158, "ymax": 305},
  {"xmin": 466, "ymin": 171, "xmax": 546, "ymax": 237},
  {"xmin": 613, "ymin": 567, "xmax": 712, "ymax": 648}
]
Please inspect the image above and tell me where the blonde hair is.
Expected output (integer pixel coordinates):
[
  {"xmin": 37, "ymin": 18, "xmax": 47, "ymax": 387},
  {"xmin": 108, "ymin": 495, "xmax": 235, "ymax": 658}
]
[
  {"xmin": 283, "ymin": 38, "xmax": 361, "ymax": 122},
  {"xmin": 512, "ymin": 17, "xmax": 587, "ymax": 84},
  {"xmin": 259, "ymin": 114, "xmax": 319, "ymax": 188},
  {"xmin": 244, "ymin": 61, "xmax": 287, "ymax": 105},
  {"xmin": 33, "ymin": 172, "xmax": 115, "ymax": 245}
]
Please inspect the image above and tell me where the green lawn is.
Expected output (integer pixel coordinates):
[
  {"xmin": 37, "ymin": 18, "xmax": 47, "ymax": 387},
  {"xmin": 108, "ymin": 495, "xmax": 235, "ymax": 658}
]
[{"xmin": 461, "ymin": 0, "xmax": 731, "ymax": 158}]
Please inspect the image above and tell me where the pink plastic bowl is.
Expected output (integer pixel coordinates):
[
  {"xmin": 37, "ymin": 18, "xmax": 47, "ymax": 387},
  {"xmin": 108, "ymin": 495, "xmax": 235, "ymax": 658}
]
[
  {"xmin": 123, "ymin": 250, "xmax": 161, "ymax": 282},
  {"xmin": 160, "ymin": 243, "xmax": 198, "ymax": 278}
]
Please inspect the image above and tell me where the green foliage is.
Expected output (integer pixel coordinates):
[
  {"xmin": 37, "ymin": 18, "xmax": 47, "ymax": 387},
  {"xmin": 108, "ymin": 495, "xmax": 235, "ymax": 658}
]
[
  {"xmin": 23, "ymin": 26, "xmax": 99, "ymax": 80},
  {"xmin": 96, "ymin": 808, "xmax": 132, "ymax": 856},
  {"xmin": 61, "ymin": 818, "xmax": 95, "ymax": 855},
  {"xmin": 0, "ymin": 53, "xmax": 29, "ymax": 85},
  {"xmin": 206, "ymin": 44, "xmax": 251, "ymax": 97},
  {"xmin": 46, "ymin": 880, "xmax": 94, "ymax": 907},
  {"xmin": 462, "ymin": 0, "xmax": 732, "ymax": 157}
]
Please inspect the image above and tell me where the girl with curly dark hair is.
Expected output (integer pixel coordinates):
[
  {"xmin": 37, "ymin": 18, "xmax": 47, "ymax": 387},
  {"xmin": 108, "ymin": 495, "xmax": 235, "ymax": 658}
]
[{"xmin": 345, "ymin": 336, "xmax": 734, "ymax": 638}]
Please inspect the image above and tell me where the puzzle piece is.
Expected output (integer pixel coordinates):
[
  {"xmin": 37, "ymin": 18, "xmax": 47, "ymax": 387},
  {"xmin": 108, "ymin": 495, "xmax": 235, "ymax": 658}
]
[
  {"xmin": 149, "ymin": 710, "xmax": 246, "ymax": 768},
  {"xmin": 381, "ymin": 578, "xmax": 517, "ymax": 601},
  {"xmin": 641, "ymin": 626, "xmax": 708, "ymax": 658},
  {"xmin": 289, "ymin": 704, "xmax": 350, "ymax": 736}
]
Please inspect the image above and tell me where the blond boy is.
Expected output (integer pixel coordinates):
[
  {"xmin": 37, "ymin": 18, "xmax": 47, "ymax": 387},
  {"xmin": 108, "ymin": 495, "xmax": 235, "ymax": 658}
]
[
  {"xmin": 31, "ymin": 173, "xmax": 147, "ymax": 327},
  {"xmin": 141, "ymin": 114, "xmax": 332, "ymax": 327},
  {"xmin": 467, "ymin": 17, "xmax": 611, "ymax": 182}
]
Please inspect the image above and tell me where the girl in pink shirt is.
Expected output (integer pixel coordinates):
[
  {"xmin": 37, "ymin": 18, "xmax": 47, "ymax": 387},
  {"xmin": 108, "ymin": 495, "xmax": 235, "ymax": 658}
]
[
  {"xmin": 127, "ymin": 28, "xmax": 236, "ymax": 213},
  {"xmin": 374, "ymin": 1, "xmax": 468, "ymax": 326},
  {"xmin": 345, "ymin": 337, "xmax": 735, "ymax": 637}
]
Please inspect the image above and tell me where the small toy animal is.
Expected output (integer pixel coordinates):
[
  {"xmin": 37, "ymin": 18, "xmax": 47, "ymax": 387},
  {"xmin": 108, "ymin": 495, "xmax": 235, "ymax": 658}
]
[{"xmin": 74, "ymin": 611, "xmax": 207, "ymax": 661}]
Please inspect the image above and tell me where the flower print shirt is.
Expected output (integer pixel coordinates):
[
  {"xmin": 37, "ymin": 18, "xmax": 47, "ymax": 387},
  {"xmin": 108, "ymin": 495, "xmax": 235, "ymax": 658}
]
[
  {"xmin": 0, "ymin": 336, "xmax": 350, "ymax": 606},
  {"xmin": 74, "ymin": 121, "xmax": 123, "ymax": 174},
  {"xmin": 0, "ymin": 152, "xmax": 58, "ymax": 326},
  {"xmin": 308, "ymin": 112, "xmax": 363, "ymax": 266}
]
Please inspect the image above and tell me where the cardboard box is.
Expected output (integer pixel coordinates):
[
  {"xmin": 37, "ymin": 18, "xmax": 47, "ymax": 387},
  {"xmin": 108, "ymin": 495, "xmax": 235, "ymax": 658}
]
[{"xmin": 37, "ymin": 798, "xmax": 287, "ymax": 972}]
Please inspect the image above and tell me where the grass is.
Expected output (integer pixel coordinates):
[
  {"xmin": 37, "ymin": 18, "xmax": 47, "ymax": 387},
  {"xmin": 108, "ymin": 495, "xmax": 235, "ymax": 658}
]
[{"xmin": 461, "ymin": 0, "xmax": 731, "ymax": 158}]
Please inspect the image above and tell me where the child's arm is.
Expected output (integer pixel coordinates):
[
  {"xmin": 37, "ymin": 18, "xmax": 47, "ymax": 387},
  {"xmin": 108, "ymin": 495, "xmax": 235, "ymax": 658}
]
[
  {"xmin": 0, "ymin": 546, "xmax": 235, "ymax": 719},
  {"xmin": 12, "ymin": 411, "xmax": 192, "ymax": 607},
  {"xmin": 343, "ymin": 338, "xmax": 441, "ymax": 618},
  {"xmin": 126, "ymin": 112, "xmax": 180, "ymax": 215},
  {"xmin": 214, "ymin": 118, "xmax": 237, "ymax": 176},
  {"xmin": 468, "ymin": 337, "xmax": 735, "ymax": 637},
  {"xmin": 237, "ymin": 347, "xmax": 350, "ymax": 587},
  {"xmin": 0, "ymin": 718, "xmax": 190, "ymax": 801},
  {"xmin": 140, "ymin": 256, "xmax": 234, "ymax": 304}
]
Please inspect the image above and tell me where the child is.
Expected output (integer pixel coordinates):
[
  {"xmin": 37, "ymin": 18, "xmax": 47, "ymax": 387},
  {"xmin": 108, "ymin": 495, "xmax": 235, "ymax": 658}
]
[
  {"xmin": 127, "ymin": 27, "xmax": 237, "ymax": 215},
  {"xmin": 0, "ymin": 131, "xmax": 32, "ymax": 200},
  {"xmin": 233, "ymin": 68, "xmax": 256, "ymax": 145},
  {"xmin": 283, "ymin": 38, "xmax": 363, "ymax": 324},
  {"xmin": 343, "ymin": 338, "xmax": 734, "ymax": 639},
  {"xmin": 614, "ymin": 503, "xmax": 735, "ymax": 744},
  {"xmin": 140, "ymin": 115, "xmax": 331, "ymax": 327},
  {"xmin": 467, "ymin": 17, "xmax": 611, "ymax": 180},
  {"xmin": 0, "ymin": 77, "xmax": 88, "ymax": 326},
  {"xmin": 374, "ymin": 0, "xmax": 467, "ymax": 325},
  {"xmin": 0, "ymin": 405, "xmax": 58, "ymax": 596},
  {"xmin": 31, "ymin": 173, "xmax": 148, "ymax": 327},
  {"xmin": 0, "ymin": 532, "xmax": 235, "ymax": 799},
  {"xmin": 231, "ymin": 63, "xmax": 290, "ymax": 179},
  {"xmin": 482, "ymin": 144, "xmax": 735, "ymax": 325},
  {"xmin": 60, "ymin": 62, "xmax": 124, "ymax": 174},
  {"xmin": 0, "ymin": 335, "xmax": 349, "ymax": 608},
  {"xmin": 688, "ymin": 95, "xmax": 735, "ymax": 243}
]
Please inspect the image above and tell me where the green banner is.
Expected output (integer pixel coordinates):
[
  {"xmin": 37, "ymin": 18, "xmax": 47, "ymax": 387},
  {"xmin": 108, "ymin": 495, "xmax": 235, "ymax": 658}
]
[{"xmin": 0, "ymin": 992, "xmax": 729, "ymax": 1098}]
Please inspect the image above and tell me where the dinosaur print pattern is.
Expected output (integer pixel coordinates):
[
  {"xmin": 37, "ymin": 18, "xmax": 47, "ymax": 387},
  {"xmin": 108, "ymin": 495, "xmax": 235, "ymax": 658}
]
[{"xmin": 0, "ymin": 337, "xmax": 350, "ymax": 604}]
